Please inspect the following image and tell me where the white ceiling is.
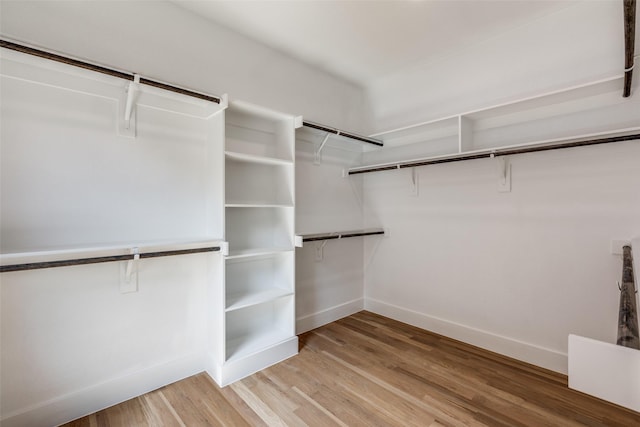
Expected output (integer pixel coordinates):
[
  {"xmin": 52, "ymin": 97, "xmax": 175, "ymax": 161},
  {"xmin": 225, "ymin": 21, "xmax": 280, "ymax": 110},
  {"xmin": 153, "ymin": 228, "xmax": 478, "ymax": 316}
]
[{"xmin": 173, "ymin": 0, "xmax": 577, "ymax": 88}]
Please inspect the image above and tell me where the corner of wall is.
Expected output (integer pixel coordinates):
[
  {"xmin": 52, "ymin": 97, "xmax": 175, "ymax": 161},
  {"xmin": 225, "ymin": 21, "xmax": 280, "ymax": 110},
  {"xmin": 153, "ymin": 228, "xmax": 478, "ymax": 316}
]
[{"xmin": 364, "ymin": 298, "xmax": 568, "ymax": 374}]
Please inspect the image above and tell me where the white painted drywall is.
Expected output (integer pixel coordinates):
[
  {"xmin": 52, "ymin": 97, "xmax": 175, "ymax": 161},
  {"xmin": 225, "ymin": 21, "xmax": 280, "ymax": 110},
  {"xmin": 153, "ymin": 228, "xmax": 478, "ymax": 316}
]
[
  {"xmin": 295, "ymin": 133, "xmax": 366, "ymax": 332},
  {"xmin": 0, "ymin": 48, "xmax": 226, "ymax": 426},
  {"xmin": 367, "ymin": 1, "xmax": 629, "ymax": 132},
  {"xmin": 363, "ymin": 140, "xmax": 640, "ymax": 374},
  {"xmin": 360, "ymin": 0, "xmax": 640, "ymax": 375},
  {"xmin": 0, "ymin": 2, "xmax": 369, "ymax": 424},
  {"xmin": 0, "ymin": 0, "xmax": 367, "ymax": 134}
]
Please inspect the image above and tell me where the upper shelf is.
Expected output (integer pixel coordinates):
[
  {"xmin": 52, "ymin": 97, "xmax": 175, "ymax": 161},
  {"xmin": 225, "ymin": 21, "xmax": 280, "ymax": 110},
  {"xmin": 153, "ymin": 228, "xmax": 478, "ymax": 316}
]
[
  {"xmin": 225, "ymin": 151, "xmax": 293, "ymax": 166},
  {"xmin": 359, "ymin": 75, "xmax": 640, "ymax": 173},
  {"xmin": 225, "ymin": 102, "xmax": 300, "ymax": 163}
]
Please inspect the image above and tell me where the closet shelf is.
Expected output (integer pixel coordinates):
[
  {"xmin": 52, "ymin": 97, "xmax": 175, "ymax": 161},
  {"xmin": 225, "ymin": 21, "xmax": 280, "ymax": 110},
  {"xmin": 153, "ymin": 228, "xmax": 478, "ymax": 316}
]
[
  {"xmin": 225, "ymin": 151, "xmax": 293, "ymax": 166},
  {"xmin": 225, "ymin": 247, "xmax": 293, "ymax": 260},
  {"xmin": 298, "ymin": 228, "xmax": 385, "ymax": 244},
  {"xmin": 225, "ymin": 328, "xmax": 293, "ymax": 363},
  {"xmin": 225, "ymin": 203, "xmax": 294, "ymax": 208},
  {"xmin": 226, "ymin": 288, "xmax": 293, "ymax": 312},
  {"xmin": 359, "ymin": 75, "xmax": 640, "ymax": 175},
  {"xmin": 0, "ymin": 239, "xmax": 223, "ymax": 273}
]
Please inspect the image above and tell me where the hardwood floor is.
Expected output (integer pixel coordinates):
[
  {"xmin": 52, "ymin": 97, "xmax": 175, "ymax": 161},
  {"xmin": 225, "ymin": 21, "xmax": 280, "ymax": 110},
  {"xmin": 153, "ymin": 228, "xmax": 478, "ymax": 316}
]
[{"xmin": 63, "ymin": 311, "xmax": 640, "ymax": 426}]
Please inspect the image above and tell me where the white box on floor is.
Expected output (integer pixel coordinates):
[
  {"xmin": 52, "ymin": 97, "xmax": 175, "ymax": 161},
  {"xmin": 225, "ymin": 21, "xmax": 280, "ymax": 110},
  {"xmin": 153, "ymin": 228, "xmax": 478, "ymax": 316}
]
[{"xmin": 568, "ymin": 334, "xmax": 640, "ymax": 412}]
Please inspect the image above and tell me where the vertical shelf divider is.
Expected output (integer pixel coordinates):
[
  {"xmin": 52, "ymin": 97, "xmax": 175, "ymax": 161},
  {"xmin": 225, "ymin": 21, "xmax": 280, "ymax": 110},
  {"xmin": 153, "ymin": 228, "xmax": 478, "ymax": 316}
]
[{"xmin": 458, "ymin": 115, "xmax": 474, "ymax": 153}]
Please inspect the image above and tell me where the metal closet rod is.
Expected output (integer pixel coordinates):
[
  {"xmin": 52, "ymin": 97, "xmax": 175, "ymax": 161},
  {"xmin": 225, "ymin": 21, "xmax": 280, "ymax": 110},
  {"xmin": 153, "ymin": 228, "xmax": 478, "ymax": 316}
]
[
  {"xmin": 303, "ymin": 120, "xmax": 384, "ymax": 147},
  {"xmin": 0, "ymin": 246, "xmax": 221, "ymax": 273},
  {"xmin": 302, "ymin": 230, "xmax": 385, "ymax": 242},
  {"xmin": 623, "ymin": 0, "xmax": 636, "ymax": 97},
  {"xmin": 0, "ymin": 39, "xmax": 221, "ymax": 104},
  {"xmin": 348, "ymin": 133, "xmax": 640, "ymax": 175}
]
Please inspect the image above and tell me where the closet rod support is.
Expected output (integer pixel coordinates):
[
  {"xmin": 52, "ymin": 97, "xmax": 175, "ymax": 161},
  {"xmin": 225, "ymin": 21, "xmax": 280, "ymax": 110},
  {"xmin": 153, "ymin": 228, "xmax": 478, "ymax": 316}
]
[
  {"xmin": 124, "ymin": 74, "xmax": 140, "ymax": 128},
  {"xmin": 314, "ymin": 133, "xmax": 330, "ymax": 165}
]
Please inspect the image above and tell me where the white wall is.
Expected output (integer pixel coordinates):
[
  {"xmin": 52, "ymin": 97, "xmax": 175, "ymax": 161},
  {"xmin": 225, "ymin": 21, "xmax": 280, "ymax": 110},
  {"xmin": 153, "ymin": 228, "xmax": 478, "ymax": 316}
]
[
  {"xmin": 295, "ymin": 131, "xmax": 366, "ymax": 332},
  {"xmin": 360, "ymin": 0, "xmax": 640, "ymax": 375},
  {"xmin": 366, "ymin": 0, "xmax": 630, "ymax": 132},
  {"xmin": 0, "ymin": 48, "xmax": 226, "ymax": 426},
  {"xmin": 363, "ymin": 141, "xmax": 640, "ymax": 373},
  {"xmin": 0, "ymin": 0, "xmax": 367, "ymax": 133},
  {"xmin": 0, "ymin": 1, "xmax": 367, "ymax": 425}
]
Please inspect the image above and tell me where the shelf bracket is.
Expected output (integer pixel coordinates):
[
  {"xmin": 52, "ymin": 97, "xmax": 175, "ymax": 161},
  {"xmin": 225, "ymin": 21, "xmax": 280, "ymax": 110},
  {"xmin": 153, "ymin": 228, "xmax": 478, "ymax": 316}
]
[
  {"xmin": 314, "ymin": 133, "xmax": 330, "ymax": 165},
  {"xmin": 120, "ymin": 247, "xmax": 139, "ymax": 293},
  {"xmin": 492, "ymin": 154, "xmax": 511, "ymax": 193},
  {"xmin": 315, "ymin": 240, "xmax": 329, "ymax": 262},
  {"xmin": 410, "ymin": 167, "xmax": 419, "ymax": 197},
  {"xmin": 221, "ymin": 241, "xmax": 229, "ymax": 257},
  {"xmin": 118, "ymin": 74, "xmax": 140, "ymax": 138}
]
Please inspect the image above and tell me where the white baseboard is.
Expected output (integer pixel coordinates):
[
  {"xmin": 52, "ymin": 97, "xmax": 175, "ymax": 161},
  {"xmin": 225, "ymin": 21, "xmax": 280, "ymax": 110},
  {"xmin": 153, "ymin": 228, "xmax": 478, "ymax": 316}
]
[
  {"xmin": 1, "ymin": 354, "xmax": 204, "ymax": 427},
  {"xmin": 296, "ymin": 298, "xmax": 364, "ymax": 334},
  {"xmin": 365, "ymin": 298, "xmax": 568, "ymax": 374}
]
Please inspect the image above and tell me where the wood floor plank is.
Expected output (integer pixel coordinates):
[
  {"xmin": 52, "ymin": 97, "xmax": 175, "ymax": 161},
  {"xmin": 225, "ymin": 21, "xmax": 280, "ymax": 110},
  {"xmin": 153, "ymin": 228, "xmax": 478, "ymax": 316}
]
[{"xmin": 62, "ymin": 311, "xmax": 640, "ymax": 427}]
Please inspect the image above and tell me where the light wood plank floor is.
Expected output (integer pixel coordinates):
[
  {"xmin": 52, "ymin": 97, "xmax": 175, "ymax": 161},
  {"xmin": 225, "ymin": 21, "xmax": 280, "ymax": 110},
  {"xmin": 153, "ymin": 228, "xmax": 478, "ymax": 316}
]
[{"xmin": 63, "ymin": 311, "xmax": 640, "ymax": 426}]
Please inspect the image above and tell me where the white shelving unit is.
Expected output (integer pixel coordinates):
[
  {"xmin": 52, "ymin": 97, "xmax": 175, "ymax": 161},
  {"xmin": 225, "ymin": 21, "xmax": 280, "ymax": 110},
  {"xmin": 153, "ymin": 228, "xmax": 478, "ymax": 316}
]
[
  {"xmin": 209, "ymin": 100, "xmax": 301, "ymax": 386},
  {"xmin": 359, "ymin": 76, "xmax": 640, "ymax": 170}
]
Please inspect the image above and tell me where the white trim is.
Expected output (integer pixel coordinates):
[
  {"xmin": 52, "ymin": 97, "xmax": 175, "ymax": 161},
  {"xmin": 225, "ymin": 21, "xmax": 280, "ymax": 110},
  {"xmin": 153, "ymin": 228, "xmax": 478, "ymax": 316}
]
[
  {"xmin": 365, "ymin": 297, "xmax": 568, "ymax": 374},
  {"xmin": 1, "ymin": 354, "xmax": 204, "ymax": 427},
  {"xmin": 296, "ymin": 298, "xmax": 364, "ymax": 334}
]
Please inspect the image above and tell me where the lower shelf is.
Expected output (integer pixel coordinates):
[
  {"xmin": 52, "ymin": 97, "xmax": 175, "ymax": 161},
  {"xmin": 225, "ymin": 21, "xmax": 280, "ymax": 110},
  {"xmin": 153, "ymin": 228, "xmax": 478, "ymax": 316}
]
[
  {"xmin": 226, "ymin": 328, "xmax": 294, "ymax": 363},
  {"xmin": 226, "ymin": 247, "xmax": 292, "ymax": 260},
  {"xmin": 226, "ymin": 288, "xmax": 293, "ymax": 312},
  {"xmin": 215, "ymin": 335, "xmax": 298, "ymax": 387},
  {"xmin": 225, "ymin": 295, "xmax": 294, "ymax": 362}
]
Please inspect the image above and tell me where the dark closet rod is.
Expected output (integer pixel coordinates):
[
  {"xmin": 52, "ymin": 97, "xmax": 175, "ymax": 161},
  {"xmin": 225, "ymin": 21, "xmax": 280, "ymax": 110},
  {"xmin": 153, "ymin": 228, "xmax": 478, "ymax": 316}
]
[
  {"xmin": 348, "ymin": 133, "xmax": 640, "ymax": 175},
  {"xmin": 0, "ymin": 246, "xmax": 220, "ymax": 273},
  {"xmin": 0, "ymin": 39, "xmax": 221, "ymax": 104},
  {"xmin": 623, "ymin": 0, "xmax": 636, "ymax": 97},
  {"xmin": 303, "ymin": 120, "xmax": 384, "ymax": 147},
  {"xmin": 302, "ymin": 230, "xmax": 385, "ymax": 242}
]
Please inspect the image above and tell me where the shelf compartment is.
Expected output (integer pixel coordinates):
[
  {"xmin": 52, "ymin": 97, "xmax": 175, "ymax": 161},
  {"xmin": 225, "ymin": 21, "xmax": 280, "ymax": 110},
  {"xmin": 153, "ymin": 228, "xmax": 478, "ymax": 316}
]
[
  {"xmin": 225, "ymin": 207, "xmax": 293, "ymax": 253},
  {"xmin": 225, "ymin": 252, "xmax": 294, "ymax": 311},
  {"xmin": 225, "ymin": 156, "xmax": 294, "ymax": 206},
  {"xmin": 225, "ymin": 296, "xmax": 294, "ymax": 362},
  {"xmin": 225, "ymin": 103, "xmax": 295, "ymax": 162}
]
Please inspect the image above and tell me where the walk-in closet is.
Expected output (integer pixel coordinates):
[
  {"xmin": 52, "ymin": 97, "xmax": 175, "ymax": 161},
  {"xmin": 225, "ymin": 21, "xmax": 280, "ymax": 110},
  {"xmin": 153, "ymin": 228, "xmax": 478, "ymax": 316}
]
[{"xmin": 1, "ymin": 1, "xmax": 639, "ymax": 426}]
